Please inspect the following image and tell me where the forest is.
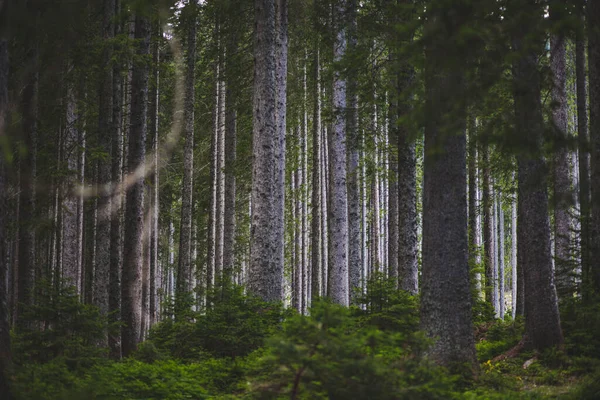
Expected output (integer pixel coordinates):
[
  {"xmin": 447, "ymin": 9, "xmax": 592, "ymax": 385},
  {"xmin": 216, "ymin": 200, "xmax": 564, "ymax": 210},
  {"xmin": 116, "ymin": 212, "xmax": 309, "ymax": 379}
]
[{"xmin": 1, "ymin": 0, "xmax": 600, "ymax": 398}]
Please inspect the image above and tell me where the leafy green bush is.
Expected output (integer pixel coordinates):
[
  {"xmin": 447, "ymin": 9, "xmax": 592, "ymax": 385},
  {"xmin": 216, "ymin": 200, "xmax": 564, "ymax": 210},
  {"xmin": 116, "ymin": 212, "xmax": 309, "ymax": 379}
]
[
  {"xmin": 149, "ymin": 284, "xmax": 288, "ymax": 360},
  {"xmin": 247, "ymin": 300, "xmax": 455, "ymax": 400},
  {"xmin": 476, "ymin": 318, "xmax": 523, "ymax": 362},
  {"xmin": 13, "ymin": 280, "xmax": 110, "ymax": 368},
  {"xmin": 351, "ymin": 272, "xmax": 420, "ymax": 335}
]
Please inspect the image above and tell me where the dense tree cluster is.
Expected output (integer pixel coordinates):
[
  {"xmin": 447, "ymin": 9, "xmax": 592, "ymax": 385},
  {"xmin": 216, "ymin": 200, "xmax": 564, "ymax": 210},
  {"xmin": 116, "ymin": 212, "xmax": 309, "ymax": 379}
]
[{"xmin": 1, "ymin": 0, "xmax": 600, "ymax": 397}]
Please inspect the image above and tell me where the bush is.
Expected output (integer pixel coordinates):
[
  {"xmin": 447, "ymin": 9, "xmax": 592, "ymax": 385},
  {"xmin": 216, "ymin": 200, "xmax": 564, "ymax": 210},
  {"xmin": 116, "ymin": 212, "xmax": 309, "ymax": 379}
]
[
  {"xmin": 247, "ymin": 300, "xmax": 456, "ymax": 400},
  {"xmin": 149, "ymin": 284, "xmax": 288, "ymax": 360}
]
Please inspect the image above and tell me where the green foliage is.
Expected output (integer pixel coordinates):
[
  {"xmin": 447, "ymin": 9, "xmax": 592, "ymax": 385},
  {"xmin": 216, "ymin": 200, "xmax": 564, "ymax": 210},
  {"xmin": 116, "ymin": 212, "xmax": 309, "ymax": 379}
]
[
  {"xmin": 476, "ymin": 318, "xmax": 523, "ymax": 362},
  {"xmin": 561, "ymin": 297, "xmax": 600, "ymax": 362},
  {"xmin": 351, "ymin": 272, "xmax": 420, "ymax": 335},
  {"xmin": 149, "ymin": 284, "xmax": 288, "ymax": 360},
  {"xmin": 13, "ymin": 280, "xmax": 110, "ymax": 367},
  {"xmin": 247, "ymin": 300, "xmax": 455, "ymax": 400}
]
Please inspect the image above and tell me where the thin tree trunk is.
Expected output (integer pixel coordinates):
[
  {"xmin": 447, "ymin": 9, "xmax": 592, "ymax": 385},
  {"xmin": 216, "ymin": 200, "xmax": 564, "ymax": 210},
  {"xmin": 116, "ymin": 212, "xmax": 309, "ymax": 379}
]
[
  {"xmin": 122, "ymin": 13, "xmax": 150, "ymax": 357},
  {"xmin": 468, "ymin": 117, "xmax": 480, "ymax": 294},
  {"xmin": 311, "ymin": 48, "xmax": 322, "ymax": 302},
  {"xmin": 222, "ymin": 36, "xmax": 237, "ymax": 283},
  {"xmin": 482, "ymin": 146, "xmax": 494, "ymax": 308},
  {"xmin": 109, "ymin": 0, "xmax": 124, "ymax": 359},
  {"xmin": 177, "ymin": 2, "xmax": 197, "ymax": 303},
  {"xmin": 498, "ymin": 194, "xmax": 505, "ymax": 319},
  {"xmin": 511, "ymin": 190, "xmax": 518, "ymax": 317}
]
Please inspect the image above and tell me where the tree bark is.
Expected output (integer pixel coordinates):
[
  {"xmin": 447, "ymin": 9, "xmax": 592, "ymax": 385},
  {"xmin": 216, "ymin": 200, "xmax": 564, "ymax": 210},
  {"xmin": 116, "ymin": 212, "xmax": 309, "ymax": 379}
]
[
  {"xmin": 177, "ymin": 2, "xmax": 197, "ymax": 303},
  {"xmin": 311, "ymin": 48, "xmax": 322, "ymax": 302},
  {"xmin": 511, "ymin": 0, "xmax": 563, "ymax": 350},
  {"xmin": 122, "ymin": 13, "xmax": 150, "ymax": 357},
  {"xmin": 248, "ymin": 0, "xmax": 285, "ymax": 302},
  {"xmin": 420, "ymin": 1, "xmax": 476, "ymax": 370},
  {"xmin": 327, "ymin": 0, "xmax": 349, "ymax": 306},
  {"xmin": 550, "ymin": 25, "xmax": 573, "ymax": 300},
  {"xmin": 588, "ymin": 0, "xmax": 600, "ymax": 294}
]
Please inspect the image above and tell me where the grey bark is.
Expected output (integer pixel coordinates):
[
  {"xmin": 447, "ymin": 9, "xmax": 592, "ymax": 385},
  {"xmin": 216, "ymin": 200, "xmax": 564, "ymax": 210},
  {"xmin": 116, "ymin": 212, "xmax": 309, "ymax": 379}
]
[
  {"xmin": 468, "ymin": 117, "xmax": 480, "ymax": 293},
  {"xmin": 397, "ymin": 68, "xmax": 418, "ymax": 294},
  {"xmin": 0, "ymin": 27, "xmax": 13, "ymax": 400},
  {"xmin": 311, "ymin": 48, "xmax": 322, "ymax": 302},
  {"xmin": 109, "ymin": 0, "xmax": 123, "ymax": 359},
  {"xmin": 588, "ymin": 0, "xmax": 600, "ymax": 294},
  {"xmin": 321, "ymin": 123, "xmax": 329, "ymax": 296},
  {"xmin": 328, "ymin": 0, "xmax": 349, "ymax": 306},
  {"xmin": 122, "ymin": 13, "xmax": 150, "ymax": 357},
  {"xmin": 511, "ymin": 191, "xmax": 518, "ymax": 317},
  {"xmin": 347, "ymin": 0, "xmax": 361, "ymax": 301},
  {"xmin": 223, "ymin": 37, "xmax": 237, "ymax": 282},
  {"xmin": 420, "ymin": 4, "xmax": 476, "ymax": 370},
  {"xmin": 576, "ymin": 10, "xmax": 590, "ymax": 294},
  {"xmin": 63, "ymin": 84, "xmax": 82, "ymax": 292},
  {"xmin": 215, "ymin": 49, "xmax": 226, "ymax": 284},
  {"xmin": 148, "ymin": 19, "xmax": 160, "ymax": 326},
  {"xmin": 248, "ymin": 0, "xmax": 285, "ymax": 302},
  {"xmin": 550, "ymin": 30, "xmax": 573, "ymax": 300},
  {"xmin": 498, "ymin": 195, "xmax": 505, "ymax": 319},
  {"xmin": 94, "ymin": 0, "xmax": 115, "ymax": 326},
  {"xmin": 178, "ymin": 2, "xmax": 197, "ymax": 300},
  {"xmin": 17, "ymin": 33, "xmax": 38, "ymax": 324},
  {"xmin": 482, "ymin": 146, "xmax": 495, "ymax": 308},
  {"xmin": 511, "ymin": 2, "xmax": 563, "ymax": 349}
]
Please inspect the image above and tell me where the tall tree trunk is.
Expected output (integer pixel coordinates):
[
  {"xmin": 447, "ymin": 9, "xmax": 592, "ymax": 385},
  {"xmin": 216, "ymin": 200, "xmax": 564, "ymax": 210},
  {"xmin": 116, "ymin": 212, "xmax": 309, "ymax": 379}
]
[
  {"xmin": 109, "ymin": 0, "xmax": 124, "ymax": 359},
  {"xmin": 511, "ymin": 191, "xmax": 518, "ymax": 317},
  {"xmin": 576, "ymin": 8, "xmax": 590, "ymax": 295},
  {"xmin": 468, "ymin": 117, "xmax": 480, "ymax": 294},
  {"xmin": 311, "ymin": 48, "xmax": 322, "ymax": 302},
  {"xmin": 347, "ymin": 0, "xmax": 361, "ymax": 302},
  {"xmin": 94, "ymin": 0, "xmax": 115, "ymax": 333},
  {"xmin": 63, "ymin": 83, "xmax": 83, "ymax": 293},
  {"xmin": 482, "ymin": 146, "xmax": 494, "ymax": 308},
  {"xmin": 550, "ymin": 20, "xmax": 573, "ymax": 300},
  {"xmin": 121, "ymin": 13, "xmax": 150, "ymax": 357},
  {"xmin": 148, "ymin": 19, "xmax": 160, "ymax": 327},
  {"xmin": 215, "ymin": 42, "xmax": 226, "ymax": 284},
  {"xmin": 177, "ymin": 2, "xmax": 197, "ymax": 304},
  {"xmin": 328, "ymin": 0, "xmax": 349, "ymax": 306},
  {"xmin": 588, "ymin": 0, "xmax": 600, "ymax": 294},
  {"xmin": 370, "ymin": 105, "xmax": 380, "ymax": 272},
  {"xmin": 0, "ymin": 25, "xmax": 13, "ymax": 400},
  {"xmin": 222, "ymin": 36, "xmax": 237, "ymax": 283},
  {"xmin": 248, "ymin": 0, "xmax": 285, "ymax": 301},
  {"xmin": 17, "ymin": 29, "xmax": 38, "ymax": 325},
  {"xmin": 420, "ymin": 1, "xmax": 476, "ymax": 370},
  {"xmin": 511, "ymin": 0, "xmax": 563, "ymax": 350},
  {"xmin": 498, "ymin": 195, "xmax": 505, "ymax": 319}
]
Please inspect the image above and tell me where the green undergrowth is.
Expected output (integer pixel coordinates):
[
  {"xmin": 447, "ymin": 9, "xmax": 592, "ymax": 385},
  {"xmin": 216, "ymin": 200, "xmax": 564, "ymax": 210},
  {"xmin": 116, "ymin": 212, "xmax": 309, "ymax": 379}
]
[{"xmin": 9, "ymin": 277, "xmax": 600, "ymax": 399}]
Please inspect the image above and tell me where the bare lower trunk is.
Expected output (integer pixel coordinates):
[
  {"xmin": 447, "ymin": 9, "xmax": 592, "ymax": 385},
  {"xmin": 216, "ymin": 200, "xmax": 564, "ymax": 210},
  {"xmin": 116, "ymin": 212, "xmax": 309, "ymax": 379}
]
[
  {"xmin": 328, "ymin": 0, "xmax": 349, "ymax": 306},
  {"xmin": 310, "ymin": 49, "xmax": 322, "ymax": 302},
  {"xmin": 122, "ymin": 14, "xmax": 150, "ymax": 357}
]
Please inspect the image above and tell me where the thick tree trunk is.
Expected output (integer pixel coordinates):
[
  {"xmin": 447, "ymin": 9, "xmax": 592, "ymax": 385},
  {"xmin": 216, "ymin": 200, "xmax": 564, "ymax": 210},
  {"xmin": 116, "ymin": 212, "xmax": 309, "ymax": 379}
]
[
  {"xmin": 347, "ymin": 0, "xmax": 361, "ymax": 302},
  {"xmin": 248, "ymin": 0, "xmax": 285, "ymax": 302},
  {"xmin": 94, "ymin": 0, "xmax": 115, "ymax": 329},
  {"xmin": 0, "ymin": 30, "xmax": 13, "ymax": 400},
  {"xmin": 328, "ymin": 0, "xmax": 349, "ymax": 306},
  {"xmin": 588, "ymin": 0, "xmax": 600, "ymax": 294},
  {"xmin": 178, "ymin": 2, "xmax": 197, "ymax": 302},
  {"xmin": 512, "ymin": 2, "xmax": 563, "ymax": 350},
  {"xmin": 121, "ymin": 13, "xmax": 150, "ymax": 357},
  {"xmin": 420, "ymin": 2, "xmax": 476, "ymax": 370},
  {"xmin": 550, "ymin": 30, "xmax": 573, "ymax": 300},
  {"xmin": 17, "ymin": 36, "xmax": 38, "ymax": 325},
  {"xmin": 576, "ymin": 11, "xmax": 590, "ymax": 295}
]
